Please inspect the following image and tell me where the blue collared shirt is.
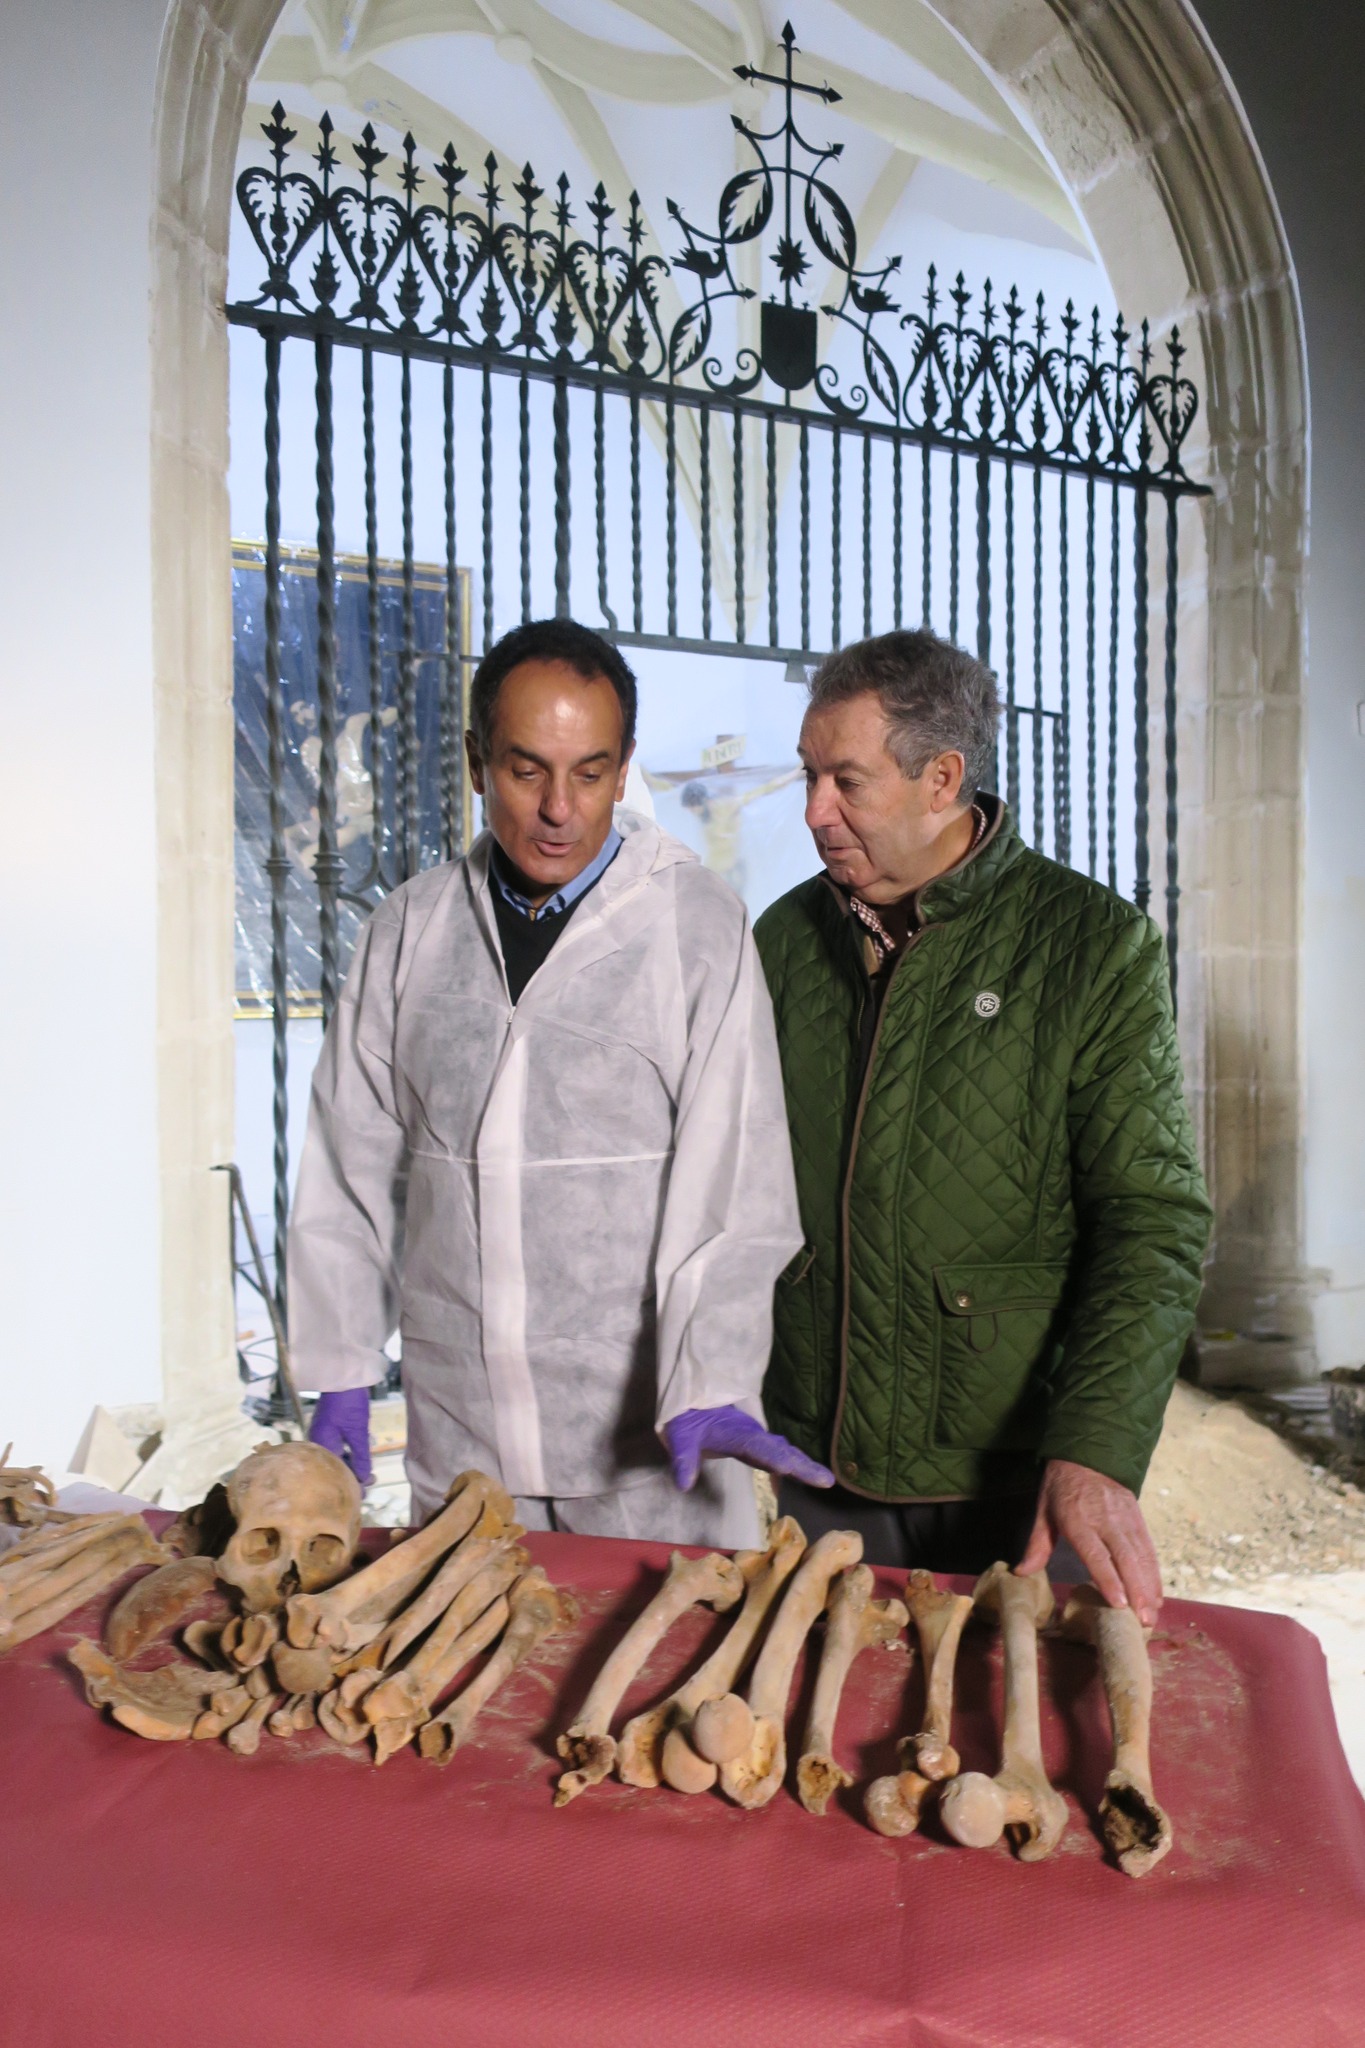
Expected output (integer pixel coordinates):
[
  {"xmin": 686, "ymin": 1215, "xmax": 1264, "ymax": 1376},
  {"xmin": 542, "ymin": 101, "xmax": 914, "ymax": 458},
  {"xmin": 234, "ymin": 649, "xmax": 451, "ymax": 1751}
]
[{"xmin": 489, "ymin": 827, "xmax": 622, "ymax": 921}]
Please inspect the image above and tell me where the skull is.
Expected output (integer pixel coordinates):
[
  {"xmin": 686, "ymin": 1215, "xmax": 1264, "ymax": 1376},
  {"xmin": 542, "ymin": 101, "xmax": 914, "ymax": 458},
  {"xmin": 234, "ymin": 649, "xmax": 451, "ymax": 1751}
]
[{"xmin": 216, "ymin": 1443, "xmax": 361, "ymax": 1614}]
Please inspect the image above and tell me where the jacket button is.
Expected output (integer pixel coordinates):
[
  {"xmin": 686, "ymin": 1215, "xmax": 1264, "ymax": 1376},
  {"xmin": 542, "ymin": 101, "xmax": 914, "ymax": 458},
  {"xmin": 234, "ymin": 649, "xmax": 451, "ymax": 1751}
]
[{"xmin": 955, "ymin": 1291, "xmax": 973, "ymax": 1309}]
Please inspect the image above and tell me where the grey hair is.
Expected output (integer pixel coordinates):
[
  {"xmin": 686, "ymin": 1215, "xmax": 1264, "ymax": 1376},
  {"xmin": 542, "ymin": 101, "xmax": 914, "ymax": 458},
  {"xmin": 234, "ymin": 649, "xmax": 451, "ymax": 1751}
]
[{"xmin": 806, "ymin": 629, "xmax": 1000, "ymax": 799}]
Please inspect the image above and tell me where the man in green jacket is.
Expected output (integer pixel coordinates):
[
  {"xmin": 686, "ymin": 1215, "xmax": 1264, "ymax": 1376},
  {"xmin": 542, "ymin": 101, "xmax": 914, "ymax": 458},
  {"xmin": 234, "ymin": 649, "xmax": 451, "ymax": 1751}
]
[{"xmin": 754, "ymin": 630, "xmax": 1211, "ymax": 1626}]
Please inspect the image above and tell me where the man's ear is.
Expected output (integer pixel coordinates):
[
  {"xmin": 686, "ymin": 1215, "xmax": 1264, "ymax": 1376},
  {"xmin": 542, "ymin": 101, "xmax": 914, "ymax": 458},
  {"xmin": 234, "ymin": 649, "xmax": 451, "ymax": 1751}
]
[
  {"xmin": 614, "ymin": 740, "xmax": 636, "ymax": 805},
  {"xmin": 928, "ymin": 750, "xmax": 966, "ymax": 813},
  {"xmin": 465, "ymin": 729, "xmax": 486, "ymax": 797}
]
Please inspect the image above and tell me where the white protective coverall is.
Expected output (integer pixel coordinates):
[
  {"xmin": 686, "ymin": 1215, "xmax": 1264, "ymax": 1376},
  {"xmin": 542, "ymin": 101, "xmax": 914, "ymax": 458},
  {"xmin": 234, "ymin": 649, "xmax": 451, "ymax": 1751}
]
[{"xmin": 287, "ymin": 811, "xmax": 802, "ymax": 1543}]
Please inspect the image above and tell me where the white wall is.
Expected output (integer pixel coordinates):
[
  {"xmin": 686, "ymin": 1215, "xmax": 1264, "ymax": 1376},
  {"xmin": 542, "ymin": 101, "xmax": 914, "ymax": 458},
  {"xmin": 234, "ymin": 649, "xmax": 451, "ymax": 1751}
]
[
  {"xmin": 1192, "ymin": 0, "xmax": 1365, "ymax": 1369},
  {"xmin": 0, "ymin": 0, "xmax": 171, "ymax": 1465}
]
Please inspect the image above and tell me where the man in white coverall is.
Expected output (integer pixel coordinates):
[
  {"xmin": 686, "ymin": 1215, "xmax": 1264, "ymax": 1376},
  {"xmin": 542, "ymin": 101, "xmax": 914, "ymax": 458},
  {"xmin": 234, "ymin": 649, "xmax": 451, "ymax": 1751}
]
[{"xmin": 292, "ymin": 617, "xmax": 834, "ymax": 1543}]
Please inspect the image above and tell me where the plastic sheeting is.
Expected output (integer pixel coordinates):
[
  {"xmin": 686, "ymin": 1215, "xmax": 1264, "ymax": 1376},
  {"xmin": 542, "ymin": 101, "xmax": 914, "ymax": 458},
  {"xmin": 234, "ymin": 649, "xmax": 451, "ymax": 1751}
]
[{"xmin": 2, "ymin": 1528, "xmax": 1363, "ymax": 2047}]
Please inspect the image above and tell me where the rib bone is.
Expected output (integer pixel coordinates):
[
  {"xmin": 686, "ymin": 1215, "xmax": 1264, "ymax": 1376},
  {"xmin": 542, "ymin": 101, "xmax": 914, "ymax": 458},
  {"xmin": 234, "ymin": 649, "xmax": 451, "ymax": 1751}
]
[
  {"xmin": 796, "ymin": 1565, "xmax": 907, "ymax": 1814},
  {"xmin": 617, "ymin": 1517, "xmax": 806, "ymax": 1791},
  {"xmin": 704, "ymin": 1527, "xmax": 863, "ymax": 1810},
  {"xmin": 421, "ymin": 1568, "xmax": 579, "ymax": 1765},
  {"xmin": 285, "ymin": 1472, "xmax": 513, "ymax": 1653},
  {"xmin": 1061, "ymin": 1584, "xmax": 1172, "ymax": 1876},
  {"xmin": 555, "ymin": 1549, "xmax": 745, "ymax": 1805},
  {"xmin": 939, "ymin": 1564, "xmax": 1068, "ymax": 1860}
]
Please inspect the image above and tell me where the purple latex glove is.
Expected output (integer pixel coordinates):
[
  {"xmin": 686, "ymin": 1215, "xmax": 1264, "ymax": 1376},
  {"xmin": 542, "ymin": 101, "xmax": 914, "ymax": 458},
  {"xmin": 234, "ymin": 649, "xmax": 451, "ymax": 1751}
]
[
  {"xmin": 664, "ymin": 1405, "xmax": 835, "ymax": 1493},
  {"xmin": 307, "ymin": 1388, "xmax": 374, "ymax": 1489}
]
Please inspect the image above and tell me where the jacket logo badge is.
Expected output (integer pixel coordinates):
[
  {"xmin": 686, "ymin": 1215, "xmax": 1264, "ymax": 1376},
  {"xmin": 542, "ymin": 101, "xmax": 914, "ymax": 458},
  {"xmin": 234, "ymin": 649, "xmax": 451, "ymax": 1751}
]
[{"xmin": 973, "ymin": 990, "xmax": 1002, "ymax": 1019}]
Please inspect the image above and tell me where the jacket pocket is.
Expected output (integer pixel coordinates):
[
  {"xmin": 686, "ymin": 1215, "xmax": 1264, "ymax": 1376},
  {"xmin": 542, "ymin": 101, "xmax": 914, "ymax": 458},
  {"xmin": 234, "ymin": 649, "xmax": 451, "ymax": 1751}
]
[{"xmin": 929, "ymin": 1261, "xmax": 1069, "ymax": 1452}]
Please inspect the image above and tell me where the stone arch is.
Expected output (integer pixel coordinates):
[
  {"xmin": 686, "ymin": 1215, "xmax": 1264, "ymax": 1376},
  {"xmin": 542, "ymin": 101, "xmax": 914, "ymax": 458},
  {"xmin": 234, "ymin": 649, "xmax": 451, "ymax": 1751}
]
[
  {"xmin": 147, "ymin": 0, "xmax": 1310, "ymax": 1462},
  {"xmin": 930, "ymin": 0, "xmax": 1310, "ymax": 1368}
]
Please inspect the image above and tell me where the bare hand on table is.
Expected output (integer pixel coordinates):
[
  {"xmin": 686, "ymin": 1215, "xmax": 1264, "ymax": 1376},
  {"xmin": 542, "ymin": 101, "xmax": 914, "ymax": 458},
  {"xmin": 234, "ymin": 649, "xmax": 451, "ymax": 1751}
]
[{"xmin": 1016, "ymin": 1457, "xmax": 1162, "ymax": 1627}]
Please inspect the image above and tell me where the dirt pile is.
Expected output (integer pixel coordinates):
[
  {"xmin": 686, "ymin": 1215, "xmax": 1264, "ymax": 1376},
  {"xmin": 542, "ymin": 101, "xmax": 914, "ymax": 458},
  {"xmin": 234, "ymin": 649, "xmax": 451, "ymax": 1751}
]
[{"xmin": 1141, "ymin": 1382, "xmax": 1365, "ymax": 1592}]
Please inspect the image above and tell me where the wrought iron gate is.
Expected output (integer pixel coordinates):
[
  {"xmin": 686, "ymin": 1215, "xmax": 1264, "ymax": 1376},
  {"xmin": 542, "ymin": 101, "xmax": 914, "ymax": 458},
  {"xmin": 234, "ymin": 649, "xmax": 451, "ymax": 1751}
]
[{"xmin": 227, "ymin": 24, "xmax": 1207, "ymax": 1321}]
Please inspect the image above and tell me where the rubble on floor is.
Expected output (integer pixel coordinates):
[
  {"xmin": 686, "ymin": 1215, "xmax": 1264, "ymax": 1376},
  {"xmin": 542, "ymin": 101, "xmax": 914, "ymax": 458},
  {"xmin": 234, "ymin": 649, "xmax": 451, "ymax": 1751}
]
[{"xmin": 1142, "ymin": 1380, "xmax": 1365, "ymax": 1594}]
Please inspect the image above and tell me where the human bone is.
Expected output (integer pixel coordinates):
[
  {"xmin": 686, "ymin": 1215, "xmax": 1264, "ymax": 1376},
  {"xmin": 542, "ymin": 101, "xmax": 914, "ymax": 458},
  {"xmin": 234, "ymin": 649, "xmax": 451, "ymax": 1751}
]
[
  {"xmin": 317, "ymin": 1668, "xmax": 384, "ymax": 1745},
  {"xmin": 226, "ymin": 1688, "xmax": 280, "ymax": 1756},
  {"xmin": 0, "ymin": 1516, "xmax": 165, "ymax": 1651},
  {"xmin": 286, "ymin": 1470, "xmax": 512, "ymax": 1653},
  {"xmin": 555, "ymin": 1549, "xmax": 745, "ymax": 1805},
  {"xmin": 216, "ymin": 1443, "xmax": 360, "ymax": 1614},
  {"xmin": 902, "ymin": 1569, "xmax": 973, "ymax": 1781},
  {"xmin": 364, "ymin": 1551, "xmax": 525, "ymax": 1760},
  {"xmin": 617, "ymin": 1518, "xmax": 806, "ymax": 1792},
  {"xmin": 939, "ymin": 1563, "xmax": 1068, "ymax": 1860},
  {"xmin": 709, "ymin": 1527, "xmax": 863, "ymax": 1810},
  {"xmin": 372, "ymin": 1511, "xmax": 522, "ymax": 1670},
  {"xmin": 68, "ymin": 1637, "xmax": 222, "ymax": 1741},
  {"xmin": 421, "ymin": 1568, "xmax": 578, "ymax": 1765},
  {"xmin": 1061, "ymin": 1584, "xmax": 1172, "ymax": 1876},
  {"xmin": 796, "ymin": 1565, "xmax": 908, "ymax": 1815},
  {"xmin": 374, "ymin": 1593, "xmax": 511, "ymax": 1765},
  {"xmin": 104, "ymin": 1556, "xmax": 218, "ymax": 1662},
  {"xmin": 864, "ymin": 1766, "xmax": 933, "ymax": 1837}
]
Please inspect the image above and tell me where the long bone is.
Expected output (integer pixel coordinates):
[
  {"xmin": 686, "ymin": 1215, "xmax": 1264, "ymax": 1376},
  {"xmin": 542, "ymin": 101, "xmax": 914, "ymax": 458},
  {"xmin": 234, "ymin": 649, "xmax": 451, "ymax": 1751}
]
[
  {"xmin": 616, "ymin": 1517, "xmax": 806, "ymax": 1791},
  {"xmin": 797, "ymin": 1565, "xmax": 908, "ymax": 1815},
  {"xmin": 1061, "ymin": 1584, "xmax": 1173, "ymax": 1876},
  {"xmin": 555, "ymin": 1549, "xmax": 745, "ymax": 1805},
  {"xmin": 421, "ymin": 1568, "xmax": 579, "ymax": 1765},
  {"xmin": 1, "ymin": 1521, "xmax": 165, "ymax": 1649},
  {"xmin": 902, "ymin": 1569, "xmax": 974, "ymax": 1780},
  {"xmin": 939, "ymin": 1563, "xmax": 1068, "ymax": 1860},
  {"xmin": 285, "ymin": 1473, "xmax": 513, "ymax": 1653},
  {"xmin": 863, "ymin": 1570, "xmax": 973, "ymax": 1832},
  {"xmin": 372, "ymin": 1519, "xmax": 524, "ymax": 1671},
  {"xmin": 1, "ymin": 1516, "xmax": 163, "ymax": 1610},
  {"xmin": 864, "ymin": 1766, "xmax": 934, "ymax": 1837},
  {"xmin": 371, "ymin": 1595, "xmax": 512, "ymax": 1764},
  {"xmin": 363, "ymin": 1552, "xmax": 526, "ymax": 1760},
  {"xmin": 696, "ymin": 1527, "xmax": 863, "ymax": 1810},
  {"xmin": 68, "ymin": 1638, "xmax": 223, "ymax": 1741}
]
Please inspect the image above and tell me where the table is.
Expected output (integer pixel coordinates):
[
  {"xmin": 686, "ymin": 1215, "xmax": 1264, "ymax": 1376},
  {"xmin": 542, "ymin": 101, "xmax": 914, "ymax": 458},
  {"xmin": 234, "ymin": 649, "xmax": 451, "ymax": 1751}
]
[{"xmin": 3, "ymin": 1527, "xmax": 1364, "ymax": 2047}]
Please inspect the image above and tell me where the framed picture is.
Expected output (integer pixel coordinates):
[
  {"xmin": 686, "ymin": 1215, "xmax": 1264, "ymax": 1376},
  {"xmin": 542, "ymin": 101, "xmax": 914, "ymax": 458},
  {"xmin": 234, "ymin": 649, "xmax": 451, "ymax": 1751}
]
[{"xmin": 232, "ymin": 541, "xmax": 472, "ymax": 1017}]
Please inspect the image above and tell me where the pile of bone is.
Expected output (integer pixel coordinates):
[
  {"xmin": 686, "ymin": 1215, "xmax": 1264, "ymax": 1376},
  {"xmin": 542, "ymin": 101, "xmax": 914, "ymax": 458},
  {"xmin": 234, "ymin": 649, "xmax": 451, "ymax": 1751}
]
[
  {"xmin": 62, "ymin": 1447, "xmax": 575, "ymax": 1766},
  {"xmin": 556, "ymin": 1520, "xmax": 1172, "ymax": 1876},
  {"xmin": 0, "ymin": 1463, "xmax": 166, "ymax": 1654}
]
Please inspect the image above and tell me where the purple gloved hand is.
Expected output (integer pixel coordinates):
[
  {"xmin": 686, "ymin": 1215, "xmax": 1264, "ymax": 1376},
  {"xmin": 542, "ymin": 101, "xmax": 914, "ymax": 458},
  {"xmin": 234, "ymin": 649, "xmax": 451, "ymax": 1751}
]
[
  {"xmin": 663, "ymin": 1405, "xmax": 835, "ymax": 1494},
  {"xmin": 307, "ymin": 1388, "xmax": 374, "ymax": 1489}
]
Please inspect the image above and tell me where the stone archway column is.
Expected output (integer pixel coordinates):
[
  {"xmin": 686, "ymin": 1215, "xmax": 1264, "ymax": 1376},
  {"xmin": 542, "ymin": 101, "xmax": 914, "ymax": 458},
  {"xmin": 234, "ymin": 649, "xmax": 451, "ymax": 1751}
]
[
  {"xmin": 140, "ymin": 0, "xmax": 286, "ymax": 1497},
  {"xmin": 932, "ymin": 0, "xmax": 1316, "ymax": 1377}
]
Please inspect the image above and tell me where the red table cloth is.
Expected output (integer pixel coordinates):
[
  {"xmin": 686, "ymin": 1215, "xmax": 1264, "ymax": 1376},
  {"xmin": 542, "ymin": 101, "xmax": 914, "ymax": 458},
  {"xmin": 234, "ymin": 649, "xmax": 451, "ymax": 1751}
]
[{"xmin": 2, "ymin": 1527, "xmax": 1364, "ymax": 2048}]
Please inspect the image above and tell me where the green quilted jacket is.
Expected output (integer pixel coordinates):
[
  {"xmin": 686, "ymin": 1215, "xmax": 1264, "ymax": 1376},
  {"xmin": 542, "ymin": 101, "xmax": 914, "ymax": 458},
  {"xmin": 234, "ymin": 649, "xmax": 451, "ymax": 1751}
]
[{"xmin": 754, "ymin": 802, "xmax": 1211, "ymax": 1503}]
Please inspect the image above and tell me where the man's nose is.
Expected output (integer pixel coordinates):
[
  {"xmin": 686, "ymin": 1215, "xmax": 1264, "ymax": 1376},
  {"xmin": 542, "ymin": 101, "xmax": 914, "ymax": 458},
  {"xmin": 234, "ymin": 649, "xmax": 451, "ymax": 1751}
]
[
  {"xmin": 540, "ymin": 777, "xmax": 573, "ymax": 823},
  {"xmin": 805, "ymin": 778, "xmax": 837, "ymax": 831}
]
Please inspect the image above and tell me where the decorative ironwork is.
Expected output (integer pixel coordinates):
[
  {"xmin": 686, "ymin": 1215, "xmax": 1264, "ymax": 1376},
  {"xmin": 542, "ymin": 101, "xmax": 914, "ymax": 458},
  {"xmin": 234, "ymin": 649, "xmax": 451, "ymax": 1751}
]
[
  {"xmin": 231, "ymin": 27, "xmax": 1206, "ymax": 487},
  {"xmin": 229, "ymin": 23, "xmax": 1210, "ymax": 1307}
]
